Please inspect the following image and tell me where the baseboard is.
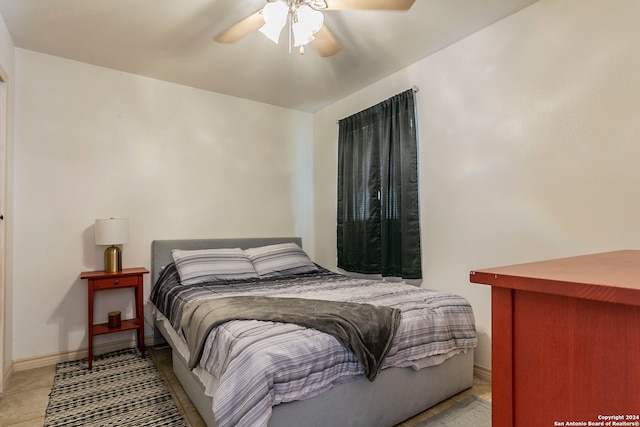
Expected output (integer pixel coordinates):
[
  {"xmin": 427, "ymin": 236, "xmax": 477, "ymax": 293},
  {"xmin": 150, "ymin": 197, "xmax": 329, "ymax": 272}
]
[
  {"xmin": 473, "ymin": 363, "xmax": 491, "ymax": 382},
  {"xmin": 11, "ymin": 335, "xmax": 156, "ymax": 372},
  {"xmin": 2, "ymin": 362, "xmax": 14, "ymax": 394}
]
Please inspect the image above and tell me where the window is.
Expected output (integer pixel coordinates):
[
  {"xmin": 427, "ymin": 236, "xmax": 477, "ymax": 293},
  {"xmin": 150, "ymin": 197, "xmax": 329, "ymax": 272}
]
[{"xmin": 337, "ymin": 89, "xmax": 421, "ymax": 279}]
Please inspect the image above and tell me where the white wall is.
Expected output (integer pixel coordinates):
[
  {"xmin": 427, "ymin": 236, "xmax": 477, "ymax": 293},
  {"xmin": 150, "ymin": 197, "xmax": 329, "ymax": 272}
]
[
  {"xmin": 313, "ymin": 0, "xmax": 640, "ymax": 369},
  {"xmin": 11, "ymin": 49, "xmax": 314, "ymax": 360}
]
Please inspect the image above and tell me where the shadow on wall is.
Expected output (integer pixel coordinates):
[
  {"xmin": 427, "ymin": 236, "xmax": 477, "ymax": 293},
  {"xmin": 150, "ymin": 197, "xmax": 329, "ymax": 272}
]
[
  {"xmin": 45, "ymin": 225, "xmax": 133, "ymax": 358},
  {"xmin": 46, "ymin": 278, "xmax": 87, "ymax": 357}
]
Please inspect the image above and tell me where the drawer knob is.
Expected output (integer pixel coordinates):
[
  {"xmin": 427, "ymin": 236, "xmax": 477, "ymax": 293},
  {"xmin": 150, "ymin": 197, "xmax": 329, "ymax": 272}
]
[{"xmin": 114, "ymin": 279, "xmax": 119, "ymax": 285}]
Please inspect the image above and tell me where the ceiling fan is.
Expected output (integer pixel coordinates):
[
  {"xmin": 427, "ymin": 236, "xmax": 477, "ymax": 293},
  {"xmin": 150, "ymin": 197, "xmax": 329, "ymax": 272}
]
[{"xmin": 213, "ymin": 0, "xmax": 416, "ymax": 57}]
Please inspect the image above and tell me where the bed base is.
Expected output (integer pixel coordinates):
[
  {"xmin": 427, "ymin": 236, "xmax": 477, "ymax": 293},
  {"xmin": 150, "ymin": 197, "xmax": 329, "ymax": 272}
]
[{"xmin": 151, "ymin": 238, "xmax": 474, "ymax": 427}]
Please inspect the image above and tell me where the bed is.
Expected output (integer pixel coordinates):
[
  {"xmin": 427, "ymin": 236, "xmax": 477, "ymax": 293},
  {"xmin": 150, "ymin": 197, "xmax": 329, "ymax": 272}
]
[{"xmin": 150, "ymin": 237, "xmax": 476, "ymax": 427}]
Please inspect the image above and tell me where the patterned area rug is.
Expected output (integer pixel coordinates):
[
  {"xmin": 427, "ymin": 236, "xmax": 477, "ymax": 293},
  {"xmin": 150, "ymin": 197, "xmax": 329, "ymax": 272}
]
[
  {"xmin": 417, "ymin": 396, "xmax": 491, "ymax": 427},
  {"xmin": 44, "ymin": 348, "xmax": 187, "ymax": 427}
]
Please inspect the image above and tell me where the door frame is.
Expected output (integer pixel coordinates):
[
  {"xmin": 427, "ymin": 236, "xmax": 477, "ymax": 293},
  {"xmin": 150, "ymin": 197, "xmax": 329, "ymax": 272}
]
[{"xmin": 0, "ymin": 64, "xmax": 8, "ymax": 393}]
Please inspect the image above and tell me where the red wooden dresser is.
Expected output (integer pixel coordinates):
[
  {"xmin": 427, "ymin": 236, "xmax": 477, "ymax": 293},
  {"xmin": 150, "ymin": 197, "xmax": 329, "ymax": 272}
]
[{"xmin": 470, "ymin": 250, "xmax": 640, "ymax": 427}]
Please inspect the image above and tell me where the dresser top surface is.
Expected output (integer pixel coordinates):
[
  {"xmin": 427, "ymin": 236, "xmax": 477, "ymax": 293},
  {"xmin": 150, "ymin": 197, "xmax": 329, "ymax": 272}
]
[{"xmin": 470, "ymin": 250, "xmax": 640, "ymax": 305}]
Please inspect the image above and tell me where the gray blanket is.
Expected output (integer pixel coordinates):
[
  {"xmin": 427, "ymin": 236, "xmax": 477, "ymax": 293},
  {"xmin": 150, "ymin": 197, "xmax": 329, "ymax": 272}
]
[{"xmin": 181, "ymin": 295, "xmax": 402, "ymax": 381}]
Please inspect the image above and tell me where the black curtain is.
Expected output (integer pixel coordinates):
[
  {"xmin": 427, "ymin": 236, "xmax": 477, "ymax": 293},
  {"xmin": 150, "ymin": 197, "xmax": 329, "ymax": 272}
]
[{"xmin": 337, "ymin": 89, "xmax": 421, "ymax": 279}]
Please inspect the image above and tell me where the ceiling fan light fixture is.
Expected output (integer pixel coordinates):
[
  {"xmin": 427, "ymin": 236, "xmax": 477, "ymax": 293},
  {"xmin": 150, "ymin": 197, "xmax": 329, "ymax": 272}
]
[
  {"xmin": 292, "ymin": 5, "xmax": 324, "ymax": 47},
  {"xmin": 259, "ymin": 1, "xmax": 289, "ymax": 44},
  {"xmin": 215, "ymin": 0, "xmax": 414, "ymax": 57}
]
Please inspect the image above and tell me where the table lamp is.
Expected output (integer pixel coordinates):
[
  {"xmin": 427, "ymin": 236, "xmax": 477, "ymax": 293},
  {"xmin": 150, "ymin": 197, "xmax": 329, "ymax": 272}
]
[{"xmin": 94, "ymin": 218, "xmax": 129, "ymax": 272}]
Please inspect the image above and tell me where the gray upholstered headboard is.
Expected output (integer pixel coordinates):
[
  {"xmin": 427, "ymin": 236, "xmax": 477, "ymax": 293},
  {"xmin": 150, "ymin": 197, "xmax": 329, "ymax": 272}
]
[{"xmin": 150, "ymin": 237, "xmax": 303, "ymax": 286}]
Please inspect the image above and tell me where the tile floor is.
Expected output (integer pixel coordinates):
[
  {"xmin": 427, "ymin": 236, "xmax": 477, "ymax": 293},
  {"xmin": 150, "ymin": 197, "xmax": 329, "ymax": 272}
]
[{"xmin": 0, "ymin": 347, "xmax": 491, "ymax": 427}]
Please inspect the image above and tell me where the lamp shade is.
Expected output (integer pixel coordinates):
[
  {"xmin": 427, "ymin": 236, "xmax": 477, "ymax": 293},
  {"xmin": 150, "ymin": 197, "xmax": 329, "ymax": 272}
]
[{"xmin": 95, "ymin": 218, "xmax": 129, "ymax": 246}]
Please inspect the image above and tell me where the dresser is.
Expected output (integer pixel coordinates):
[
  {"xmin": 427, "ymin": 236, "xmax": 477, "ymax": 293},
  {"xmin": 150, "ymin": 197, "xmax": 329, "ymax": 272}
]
[{"xmin": 470, "ymin": 250, "xmax": 640, "ymax": 427}]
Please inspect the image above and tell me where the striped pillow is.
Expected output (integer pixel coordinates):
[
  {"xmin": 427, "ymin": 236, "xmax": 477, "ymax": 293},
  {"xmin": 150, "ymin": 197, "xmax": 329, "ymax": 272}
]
[
  {"xmin": 171, "ymin": 248, "xmax": 259, "ymax": 285},
  {"xmin": 245, "ymin": 243, "xmax": 318, "ymax": 278}
]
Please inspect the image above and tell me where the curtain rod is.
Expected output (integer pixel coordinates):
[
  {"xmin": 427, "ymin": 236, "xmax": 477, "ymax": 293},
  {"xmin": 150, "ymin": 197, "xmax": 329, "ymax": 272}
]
[{"xmin": 336, "ymin": 86, "xmax": 419, "ymax": 124}]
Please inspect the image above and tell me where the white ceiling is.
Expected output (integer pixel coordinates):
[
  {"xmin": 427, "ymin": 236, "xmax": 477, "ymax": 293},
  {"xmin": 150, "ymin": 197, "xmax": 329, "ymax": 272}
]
[{"xmin": 0, "ymin": 0, "xmax": 539, "ymax": 112}]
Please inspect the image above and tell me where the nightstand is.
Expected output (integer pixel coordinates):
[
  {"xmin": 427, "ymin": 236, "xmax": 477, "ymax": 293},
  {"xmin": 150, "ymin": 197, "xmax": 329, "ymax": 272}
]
[{"xmin": 81, "ymin": 267, "xmax": 149, "ymax": 369}]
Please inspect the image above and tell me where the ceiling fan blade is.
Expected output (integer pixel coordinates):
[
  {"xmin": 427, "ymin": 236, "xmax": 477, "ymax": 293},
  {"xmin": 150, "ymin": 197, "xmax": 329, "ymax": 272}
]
[
  {"xmin": 311, "ymin": 25, "xmax": 342, "ymax": 57},
  {"xmin": 213, "ymin": 10, "xmax": 264, "ymax": 43},
  {"xmin": 325, "ymin": 0, "xmax": 415, "ymax": 10}
]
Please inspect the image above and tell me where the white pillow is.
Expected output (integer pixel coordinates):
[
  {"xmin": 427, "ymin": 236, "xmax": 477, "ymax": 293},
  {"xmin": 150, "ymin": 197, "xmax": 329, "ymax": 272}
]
[
  {"xmin": 171, "ymin": 248, "xmax": 258, "ymax": 285},
  {"xmin": 245, "ymin": 242, "xmax": 318, "ymax": 278}
]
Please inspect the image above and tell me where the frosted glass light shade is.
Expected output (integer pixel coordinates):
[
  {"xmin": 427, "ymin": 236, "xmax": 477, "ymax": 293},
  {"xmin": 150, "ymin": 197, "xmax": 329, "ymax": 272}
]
[
  {"xmin": 95, "ymin": 218, "xmax": 129, "ymax": 245},
  {"xmin": 293, "ymin": 5, "xmax": 324, "ymax": 47},
  {"xmin": 259, "ymin": 1, "xmax": 289, "ymax": 44}
]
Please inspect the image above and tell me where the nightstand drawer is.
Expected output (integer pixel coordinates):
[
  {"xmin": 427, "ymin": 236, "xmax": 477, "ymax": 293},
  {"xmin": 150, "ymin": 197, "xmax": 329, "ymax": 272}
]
[{"xmin": 93, "ymin": 275, "xmax": 139, "ymax": 289}]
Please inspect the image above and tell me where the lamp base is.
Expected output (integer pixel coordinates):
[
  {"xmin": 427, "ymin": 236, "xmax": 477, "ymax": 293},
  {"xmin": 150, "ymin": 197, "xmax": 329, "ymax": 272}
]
[{"xmin": 104, "ymin": 245, "xmax": 122, "ymax": 273}]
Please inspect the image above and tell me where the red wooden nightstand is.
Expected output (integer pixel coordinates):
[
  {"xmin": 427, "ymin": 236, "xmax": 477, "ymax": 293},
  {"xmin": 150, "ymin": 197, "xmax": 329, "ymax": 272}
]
[{"xmin": 81, "ymin": 267, "xmax": 149, "ymax": 369}]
